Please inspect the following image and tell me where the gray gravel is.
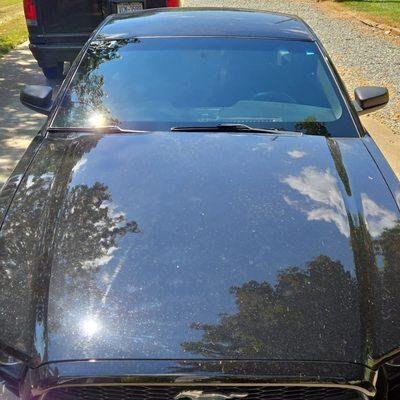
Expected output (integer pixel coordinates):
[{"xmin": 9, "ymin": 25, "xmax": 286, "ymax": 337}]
[{"xmin": 184, "ymin": 0, "xmax": 400, "ymax": 134}]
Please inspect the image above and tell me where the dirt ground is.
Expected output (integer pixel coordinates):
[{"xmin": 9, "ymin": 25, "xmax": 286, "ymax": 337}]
[{"xmin": 361, "ymin": 116, "xmax": 400, "ymax": 179}]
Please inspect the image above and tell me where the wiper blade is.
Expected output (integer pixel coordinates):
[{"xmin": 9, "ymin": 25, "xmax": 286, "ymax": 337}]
[
  {"xmin": 171, "ymin": 124, "xmax": 302, "ymax": 135},
  {"xmin": 48, "ymin": 126, "xmax": 147, "ymax": 134}
]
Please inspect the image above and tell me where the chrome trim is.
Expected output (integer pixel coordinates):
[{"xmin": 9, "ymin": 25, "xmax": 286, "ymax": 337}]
[
  {"xmin": 370, "ymin": 347, "xmax": 400, "ymax": 368},
  {"xmin": 36, "ymin": 378, "xmax": 376, "ymax": 399},
  {"xmin": 174, "ymin": 391, "xmax": 249, "ymax": 400}
]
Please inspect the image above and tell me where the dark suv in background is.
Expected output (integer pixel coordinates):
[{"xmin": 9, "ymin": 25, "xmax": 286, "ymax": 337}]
[{"xmin": 22, "ymin": 0, "xmax": 181, "ymax": 78}]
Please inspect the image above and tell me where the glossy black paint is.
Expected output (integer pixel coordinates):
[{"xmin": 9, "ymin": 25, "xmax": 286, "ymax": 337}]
[
  {"xmin": 20, "ymin": 85, "xmax": 53, "ymax": 115},
  {"xmin": 0, "ymin": 134, "xmax": 44, "ymax": 225},
  {"xmin": 98, "ymin": 9, "xmax": 314, "ymax": 41},
  {"xmin": 3, "ymin": 8, "xmax": 400, "ymax": 399},
  {"xmin": 1, "ymin": 131, "xmax": 399, "ymax": 378},
  {"xmin": 355, "ymin": 86, "xmax": 389, "ymax": 111}
]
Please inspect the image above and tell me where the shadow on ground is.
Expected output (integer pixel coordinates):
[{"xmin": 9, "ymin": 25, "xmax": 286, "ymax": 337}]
[{"xmin": 0, "ymin": 42, "xmax": 59, "ymax": 185}]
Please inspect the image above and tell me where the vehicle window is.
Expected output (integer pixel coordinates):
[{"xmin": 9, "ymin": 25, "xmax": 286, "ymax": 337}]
[{"xmin": 52, "ymin": 37, "xmax": 358, "ymax": 137}]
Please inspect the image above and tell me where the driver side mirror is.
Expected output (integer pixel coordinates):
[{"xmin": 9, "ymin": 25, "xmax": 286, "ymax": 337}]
[
  {"xmin": 20, "ymin": 85, "xmax": 53, "ymax": 115},
  {"xmin": 353, "ymin": 86, "xmax": 389, "ymax": 115}
]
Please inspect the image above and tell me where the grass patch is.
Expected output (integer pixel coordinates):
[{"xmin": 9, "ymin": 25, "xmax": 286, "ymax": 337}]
[
  {"xmin": 0, "ymin": 0, "xmax": 27, "ymax": 57},
  {"xmin": 340, "ymin": 0, "xmax": 400, "ymax": 28}
]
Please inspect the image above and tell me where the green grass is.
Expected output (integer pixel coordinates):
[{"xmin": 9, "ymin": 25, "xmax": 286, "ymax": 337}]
[
  {"xmin": 340, "ymin": 0, "xmax": 400, "ymax": 28},
  {"xmin": 0, "ymin": 0, "xmax": 27, "ymax": 57}
]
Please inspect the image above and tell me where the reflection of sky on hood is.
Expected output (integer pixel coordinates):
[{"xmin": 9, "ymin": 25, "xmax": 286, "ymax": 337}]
[
  {"xmin": 283, "ymin": 166, "xmax": 350, "ymax": 237},
  {"xmin": 72, "ymin": 157, "xmax": 88, "ymax": 173},
  {"xmin": 282, "ymin": 143, "xmax": 398, "ymax": 240},
  {"xmin": 361, "ymin": 193, "xmax": 397, "ymax": 238},
  {"xmin": 47, "ymin": 133, "xmax": 398, "ymax": 361},
  {"xmin": 287, "ymin": 150, "xmax": 306, "ymax": 159}
]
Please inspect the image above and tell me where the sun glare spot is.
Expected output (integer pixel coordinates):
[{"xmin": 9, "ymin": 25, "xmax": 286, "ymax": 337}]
[
  {"xmin": 81, "ymin": 317, "xmax": 101, "ymax": 336},
  {"xmin": 88, "ymin": 112, "xmax": 106, "ymax": 127}
]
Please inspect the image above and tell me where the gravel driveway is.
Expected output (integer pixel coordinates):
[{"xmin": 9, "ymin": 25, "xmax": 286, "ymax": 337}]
[{"xmin": 184, "ymin": 0, "xmax": 400, "ymax": 135}]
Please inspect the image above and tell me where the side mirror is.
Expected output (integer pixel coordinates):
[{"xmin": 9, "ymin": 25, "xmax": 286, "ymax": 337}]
[
  {"xmin": 353, "ymin": 86, "xmax": 389, "ymax": 115},
  {"xmin": 20, "ymin": 85, "xmax": 53, "ymax": 115}
]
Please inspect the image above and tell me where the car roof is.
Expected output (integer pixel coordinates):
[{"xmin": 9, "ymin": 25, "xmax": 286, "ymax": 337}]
[{"xmin": 97, "ymin": 8, "xmax": 316, "ymax": 41}]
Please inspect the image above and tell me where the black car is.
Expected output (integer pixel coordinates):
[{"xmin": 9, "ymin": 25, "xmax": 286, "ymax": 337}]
[
  {"xmin": 22, "ymin": 0, "xmax": 181, "ymax": 78},
  {"xmin": 1, "ymin": 8, "xmax": 400, "ymax": 400}
]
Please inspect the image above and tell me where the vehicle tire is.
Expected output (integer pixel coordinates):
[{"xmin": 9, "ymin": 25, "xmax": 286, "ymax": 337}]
[{"xmin": 42, "ymin": 63, "xmax": 64, "ymax": 79}]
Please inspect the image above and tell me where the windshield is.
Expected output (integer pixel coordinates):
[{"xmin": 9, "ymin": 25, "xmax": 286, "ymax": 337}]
[{"xmin": 52, "ymin": 37, "xmax": 358, "ymax": 137}]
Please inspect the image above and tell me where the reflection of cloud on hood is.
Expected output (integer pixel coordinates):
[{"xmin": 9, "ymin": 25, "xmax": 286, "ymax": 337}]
[
  {"xmin": 361, "ymin": 193, "xmax": 397, "ymax": 237},
  {"xmin": 82, "ymin": 246, "xmax": 117, "ymax": 270},
  {"xmin": 283, "ymin": 166, "xmax": 350, "ymax": 237},
  {"xmin": 25, "ymin": 172, "xmax": 54, "ymax": 191},
  {"xmin": 252, "ymin": 142, "xmax": 274, "ymax": 152},
  {"xmin": 72, "ymin": 157, "xmax": 87, "ymax": 173},
  {"xmin": 25, "ymin": 175, "xmax": 35, "ymax": 189},
  {"xmin": 395, "ymin": 189, "xmax": 400, "ymax": 208},
  {"xmin": 283, "ymin": 195, "xmax": 299, "ymax": 207},
  {"xmin": 100, "ymin": 199, "xmax": 126, "ymax": 224},
  {"xmin": 287, "ymin": 150, "xmax": 306, "ymax": 159}
]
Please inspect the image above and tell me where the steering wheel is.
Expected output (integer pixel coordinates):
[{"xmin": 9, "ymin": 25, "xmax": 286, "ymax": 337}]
[{"xmin": 251, "ymin": 91, "xmax": 297, "ymax": 104}]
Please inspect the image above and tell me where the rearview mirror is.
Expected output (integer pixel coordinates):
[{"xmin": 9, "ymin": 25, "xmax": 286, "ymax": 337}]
[
  {"xmin": 20, "ymin": 85, "xmax": 53, "ymax": 115},
  {"xmin": 353, "ymin": 86, "xmax": 389, "ymax": 115}
]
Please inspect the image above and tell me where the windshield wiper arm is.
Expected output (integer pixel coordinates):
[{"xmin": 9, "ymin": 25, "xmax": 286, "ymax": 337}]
[
  {"xmin": 171, "ymin": 124, "xmax": 301, "ymax": 135},
  {"xmin": 48, "ymin": 126, "xmax": 147, "ymax": 134},
  {"xmin": 48, "ymin": 124, "xmax": 303, "ymax": 135}
]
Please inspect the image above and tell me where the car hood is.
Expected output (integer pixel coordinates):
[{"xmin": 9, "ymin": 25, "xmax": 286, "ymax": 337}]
[{"xmin": 0, "ymin": 131, "xmax": 399, "ymax": 368}]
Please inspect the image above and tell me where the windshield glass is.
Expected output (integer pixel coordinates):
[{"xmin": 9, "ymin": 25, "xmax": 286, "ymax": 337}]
[{"xmin": 52, "ymin": 37, "xmax": 358, "ymax": 137}]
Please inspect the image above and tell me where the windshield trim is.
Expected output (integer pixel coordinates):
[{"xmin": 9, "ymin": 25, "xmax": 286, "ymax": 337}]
[
  {"xmin": 96, "ymin": 34, "xmax": 316, "ymax": 42},
  {"xmin": 312, "ymin": 40, "xmax": 362, "ymax": 138}
]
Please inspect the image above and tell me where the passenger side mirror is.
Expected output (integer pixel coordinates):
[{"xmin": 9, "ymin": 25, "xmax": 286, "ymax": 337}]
[
  {"xmin": 20, "ymin": 85, "xmax": 53, "ymax": 115},
  {"xmin": 353, "ymin": 86, "xmax": 389, "ymax": 115}
]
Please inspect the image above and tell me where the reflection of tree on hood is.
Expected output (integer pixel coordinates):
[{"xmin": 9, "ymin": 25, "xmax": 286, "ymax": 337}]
[
  {"xmin": 375, "ymin": 221, "xmax": 400, "ymax": 352},
  {"xmin": 281, "ymin": 140, "xmax": 398, "ymax": 363},
  {"xmin": 55, "ymin": 181, "xmax": 139, "ymax": 277},
  {"xmin": 181, "ymin": 217, "xmax": 400, "ymax": 365},
  {"xmin": 182, "ymin": 255, "xmax": 360, "ymax": 361},
  {"xmin": 0, "ymin": 137, "xmax": 138, "ymax": 363}
]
